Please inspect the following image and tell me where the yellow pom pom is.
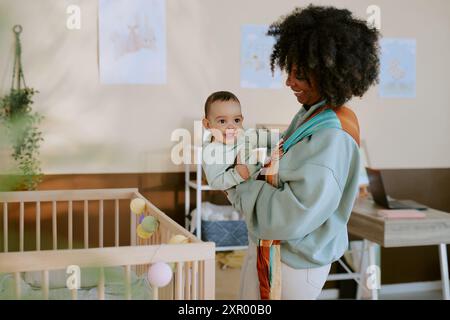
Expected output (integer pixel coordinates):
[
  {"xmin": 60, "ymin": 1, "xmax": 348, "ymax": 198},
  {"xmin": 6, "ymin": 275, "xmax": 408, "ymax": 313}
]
[
  {"xmin": 130, "ymin": 198, "xmax": 146, "ymax": 215},
  {"xmin": 136, "ymin": 224, "xmax": 152, "ymax": 239},
  {"xmin": 168, "ymin": 234, "xmax": 189, "ymax": 245}
]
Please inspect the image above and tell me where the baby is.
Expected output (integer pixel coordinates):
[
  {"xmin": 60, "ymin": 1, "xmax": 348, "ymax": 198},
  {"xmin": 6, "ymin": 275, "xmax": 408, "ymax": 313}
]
[{"xmin": 201, "ymin": 91, "xmax": 282, "ymax": 194}]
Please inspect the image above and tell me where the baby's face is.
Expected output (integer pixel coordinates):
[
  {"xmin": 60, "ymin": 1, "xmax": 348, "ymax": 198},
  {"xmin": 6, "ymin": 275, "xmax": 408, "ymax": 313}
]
[{"xmin": 203, "ymin": 100, "xmax": 244, "ymax": 144}]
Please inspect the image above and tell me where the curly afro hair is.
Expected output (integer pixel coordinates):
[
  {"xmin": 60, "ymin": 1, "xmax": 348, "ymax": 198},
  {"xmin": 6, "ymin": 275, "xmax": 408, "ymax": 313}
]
[{"xmin": 268, "ymin": 5, "xmax": 380, "ymax": 107}]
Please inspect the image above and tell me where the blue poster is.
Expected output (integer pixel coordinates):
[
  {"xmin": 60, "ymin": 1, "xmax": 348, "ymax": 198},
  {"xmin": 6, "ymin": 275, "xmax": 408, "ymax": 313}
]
[
  {"xmin": 240, "ymin": 25, "xmax": 283, "ymax": 89},
  {"xmin": 379, "ymin": 38, "xmax": 416, "ymax": 98}
]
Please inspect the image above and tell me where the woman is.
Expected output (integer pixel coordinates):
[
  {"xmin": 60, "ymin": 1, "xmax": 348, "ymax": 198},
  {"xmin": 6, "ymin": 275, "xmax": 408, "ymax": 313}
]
[{"xmin": 233, "ymin": 5, "xmax": 380, "ymax": 300}]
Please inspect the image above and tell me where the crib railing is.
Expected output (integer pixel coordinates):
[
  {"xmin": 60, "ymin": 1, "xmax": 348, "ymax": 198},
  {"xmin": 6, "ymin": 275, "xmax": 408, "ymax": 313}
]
[
  {"xmin": 0, "ymin": 242, "xmax": 215, "ymax": 300},
  {"xmin": 1, "ymin": 188, "xmax": 139, "ymax": 252},
  {"xmin": 0, "ymin": 188, "xmax": 215, "ymax": 300}
]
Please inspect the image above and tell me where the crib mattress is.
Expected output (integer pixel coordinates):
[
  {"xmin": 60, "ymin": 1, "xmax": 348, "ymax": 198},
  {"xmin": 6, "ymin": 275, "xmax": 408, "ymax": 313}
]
[{"xmin": 0, "ymin": 271, "xmax": 153, "ymax": 300}]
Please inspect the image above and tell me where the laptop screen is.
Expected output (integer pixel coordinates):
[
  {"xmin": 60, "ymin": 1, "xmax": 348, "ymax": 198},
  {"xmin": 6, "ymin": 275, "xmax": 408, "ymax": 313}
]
[{"xmin": 365, "ymin": 168, "xmax": 389, "ymax": 208}]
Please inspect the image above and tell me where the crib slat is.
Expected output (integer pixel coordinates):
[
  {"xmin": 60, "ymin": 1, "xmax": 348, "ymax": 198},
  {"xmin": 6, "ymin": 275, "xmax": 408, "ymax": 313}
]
[
  {"xmin": 175, "ymin": 262, "xmax": 183, "ymax": 299},
  {"xmin": 150, "ymin": 228, "xmax": 155, "ymax": 245},
  {"xmin": 68, "ymin": 201, "xmax": 73, "ymax": 249},
  {"xmin": 115, "ymin": 199, "xmax": 119, "ymax": 247},
  {"xmin": 155, "ymin": 230, "xmax": 159, "ymax": 245},
  {"xmin": 3, "ymin": 202, "xmax": 8, "ymax": 252},
  {"xmin": 20, "ymin": 202, "xmax": 24, "ymax": 252},
  {"xmin": 152, "ymin": 229, "xmax": 157, "ymax": 245},
  {"xmin": 42, "ymin": 270, "xmax": 49, "ymax": 300},
  {"xmin": 14, "ymin": 272, "xmax": 21, "ymax": 299},
  {"xmin": 98, "ymin": 267, "xmax": 105, "ymax": 300},
  {"xmin": 161, "ymin": 284, "xmax": 170, "ymax": 300},
  {"xmin": 52, "ymin": 201, "xmax": 57, "ymax": 250},
  {"xmin": 199, "ymin": 260, "xmax": 204, "ymax": 299},
  {"xmin": 36, "ymin": 202, "xmax": 41, "ymax": 251},
  {"xmin": 163, "ymin": 228, "xmax": 170, "ymax": 244},
  {"xmin": 171, "ymin": 276, "xmax": 176, "ymax": 300},
  {"xmin": 99, "ymin": 200, "xmax": 104, "ymax": 248},
  {"xmin": 125, "ymin": 265, "xmax": 131, "ymax": 300},
  {"xmin": 192, "ymin": 260, "xmax": 198, "ymax": 300},
  {"xmin": 184, "ymin": 261, "xmax": 191, "ymax": 300},
  {"xmin": 149, "ymin": 228, "xmax": 155, "ymax": 245},
  {"xmin": 204, "ymin": 259, "xmax": 215, "ymax": 299},
  {"xmin": 153, "ymin": 286, "xmax": 159, "ymax": 300},
  {"xmin": 84, "ymin": 200, "xmax": 88, "ymax": 248},
  {"xmin": 168, "ymin": 275, "xmax": 175, "ymax": 300},
  {"xmin": 130, "ymin": 209, "xmax": 136, "ymax": 247},
  {"xmin": 71, "ymin": 288, "xmax": 78, "ymax": 300}
]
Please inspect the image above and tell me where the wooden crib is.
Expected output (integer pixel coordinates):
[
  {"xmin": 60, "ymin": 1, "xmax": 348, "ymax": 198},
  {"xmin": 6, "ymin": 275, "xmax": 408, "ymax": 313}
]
[{"xmin": 0, "ymin": 188, "xmax": 215, "ymax": 300}]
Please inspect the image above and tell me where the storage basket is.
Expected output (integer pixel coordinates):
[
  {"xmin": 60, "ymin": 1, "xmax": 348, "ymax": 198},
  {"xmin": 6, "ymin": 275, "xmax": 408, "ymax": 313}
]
[{"xmin": 201, "ymin": 219, "xmax": 248, "ymax": 247}]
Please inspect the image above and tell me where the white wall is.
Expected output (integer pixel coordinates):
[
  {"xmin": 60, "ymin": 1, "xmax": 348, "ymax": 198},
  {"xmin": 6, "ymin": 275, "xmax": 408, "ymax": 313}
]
[{"xmin": 0, "ymin": 0, "xmax": 449, "ymax": 173}]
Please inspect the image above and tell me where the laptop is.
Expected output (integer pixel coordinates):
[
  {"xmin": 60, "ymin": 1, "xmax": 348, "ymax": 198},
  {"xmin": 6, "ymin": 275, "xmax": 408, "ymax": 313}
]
[{"xmin": 365, "ymin": 168, "xmax": 428, "ymax": 211}]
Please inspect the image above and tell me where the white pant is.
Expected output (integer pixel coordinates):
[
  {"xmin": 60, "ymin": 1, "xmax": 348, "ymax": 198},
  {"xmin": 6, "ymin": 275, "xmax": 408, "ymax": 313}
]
[{"xmin": 239, "ymin": 240, "xmax": 331, "ymax": 300}]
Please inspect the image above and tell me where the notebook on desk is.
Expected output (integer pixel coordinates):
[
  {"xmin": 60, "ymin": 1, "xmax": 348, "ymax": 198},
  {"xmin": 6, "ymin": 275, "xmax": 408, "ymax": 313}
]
[{"xmin": 377, "ymin": 209, "xmax": 427, "ymax": 219}]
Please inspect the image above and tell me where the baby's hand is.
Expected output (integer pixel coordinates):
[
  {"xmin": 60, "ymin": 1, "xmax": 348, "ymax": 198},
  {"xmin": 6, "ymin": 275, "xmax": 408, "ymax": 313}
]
[{"xmin": 235, "ymin": 164, "xmax": 250, "ymax": 180}]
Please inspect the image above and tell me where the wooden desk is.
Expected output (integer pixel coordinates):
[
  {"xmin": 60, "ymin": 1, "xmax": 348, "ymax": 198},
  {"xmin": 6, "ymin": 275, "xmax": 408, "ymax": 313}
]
[{"xmin": 348, "ymin": 196, "xmax": 450, "ymax": 299}]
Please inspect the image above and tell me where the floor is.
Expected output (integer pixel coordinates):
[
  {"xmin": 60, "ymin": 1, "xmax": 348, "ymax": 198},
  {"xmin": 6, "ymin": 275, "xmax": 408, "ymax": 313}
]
[
  {"xmin": 380, "ymin": 290, "xmax": 443, "ymax": 300},
  {"xmin": 215, "ymin": 260, "xmax": 242, "ymax": 300},
  {"xmin": 214, "ymin": 258, "xmax": 445, "ymax": 300}
]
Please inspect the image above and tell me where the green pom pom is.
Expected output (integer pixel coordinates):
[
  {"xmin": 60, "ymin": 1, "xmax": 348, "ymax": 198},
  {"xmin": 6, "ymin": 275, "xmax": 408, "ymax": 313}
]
[{"xmin": 141, "ymin": 216, "xmax": 159, "ymax": 233}]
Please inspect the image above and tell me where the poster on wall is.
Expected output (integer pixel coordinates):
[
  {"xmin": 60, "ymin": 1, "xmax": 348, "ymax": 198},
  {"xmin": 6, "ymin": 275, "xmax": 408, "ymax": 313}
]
[
  {"xmin": 99, "ymin": 0, "xmax": 166, "ymax": 84},
  {"xmin": 379, "ymin": 38, "xmax": 416, "ymax": 98},
  {"xmin": 240, "ymin": 25, "xmax": 283, "ymax": 89}
]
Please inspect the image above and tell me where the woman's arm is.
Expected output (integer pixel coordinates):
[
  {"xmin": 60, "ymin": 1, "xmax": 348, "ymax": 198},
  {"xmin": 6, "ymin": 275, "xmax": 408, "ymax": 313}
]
[
  {"xmin": 233, "ymin": 126, "xmax": 361, "ymax": 241},
  {"xmin": 204, "ymin": 164, "xmax": 246, "ymax": 190},
  {"xmin": 233, "ymin": 162, "xmax": 343, "ymax": 240}
]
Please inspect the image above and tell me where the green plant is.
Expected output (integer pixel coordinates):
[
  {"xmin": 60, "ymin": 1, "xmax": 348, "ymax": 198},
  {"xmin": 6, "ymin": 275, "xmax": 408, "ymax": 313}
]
[
  {"xmin": 0, "ymin": 25, "xmax": 43, "ymax": 191},
  {"xmin": 0, "ymin": 88, "xmax": 43, "ymax": 190}
]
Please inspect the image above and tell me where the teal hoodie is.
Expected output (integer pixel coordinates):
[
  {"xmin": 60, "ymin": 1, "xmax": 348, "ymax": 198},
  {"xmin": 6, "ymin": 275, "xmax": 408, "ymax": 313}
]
[{"xmin": 231, "ymin": 101, "xmax": 361, "ymax": 269}]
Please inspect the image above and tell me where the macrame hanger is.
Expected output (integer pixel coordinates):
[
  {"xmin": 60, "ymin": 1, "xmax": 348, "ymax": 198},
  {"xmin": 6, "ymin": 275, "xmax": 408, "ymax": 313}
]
[{"xmin": 11, "ymin": 25, "xmax": 27, "ymax": 92}]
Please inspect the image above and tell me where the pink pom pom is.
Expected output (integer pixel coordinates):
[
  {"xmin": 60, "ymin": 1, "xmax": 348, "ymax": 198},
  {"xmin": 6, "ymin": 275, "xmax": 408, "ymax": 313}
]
[{"xmin": 147, "ymin": 262, "xmax": 173, "ymax": 287}]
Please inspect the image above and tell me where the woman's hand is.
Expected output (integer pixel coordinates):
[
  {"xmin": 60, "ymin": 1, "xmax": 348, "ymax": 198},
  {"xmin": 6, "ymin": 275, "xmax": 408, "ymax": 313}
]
[{"xmin": 271, "ymin": 138, "xmax": 284, "ymax": 161}]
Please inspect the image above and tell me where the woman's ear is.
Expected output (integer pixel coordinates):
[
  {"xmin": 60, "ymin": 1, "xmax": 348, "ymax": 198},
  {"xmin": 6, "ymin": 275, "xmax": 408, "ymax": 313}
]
[{"xmin": 202, "ymin": 118, "xmax": 211, "ymax": 129}]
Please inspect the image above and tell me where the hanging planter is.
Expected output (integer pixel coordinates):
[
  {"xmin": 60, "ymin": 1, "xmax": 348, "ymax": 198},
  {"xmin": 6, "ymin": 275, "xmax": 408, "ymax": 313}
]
[{"xmin": 0, "ymin": 25, "xmax": 43, "ymax": 191}]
